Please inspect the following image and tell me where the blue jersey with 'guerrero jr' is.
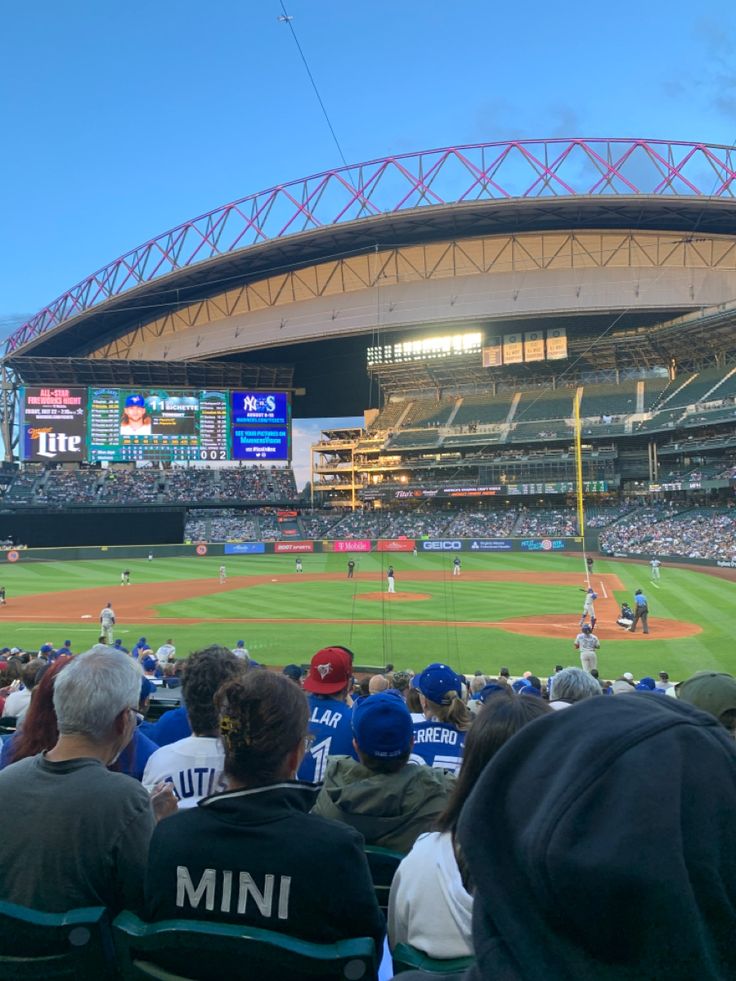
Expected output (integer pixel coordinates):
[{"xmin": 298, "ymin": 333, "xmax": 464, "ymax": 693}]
[{"xmin": 410, "ymin": 720, "xmax": 466, "ymax": 774}]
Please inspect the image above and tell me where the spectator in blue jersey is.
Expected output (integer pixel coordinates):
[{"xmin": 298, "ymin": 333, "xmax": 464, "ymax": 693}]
[
  {"xmin": 139, "ymin": 702, "xmax": 191, "ymax": 747},
  {"xmin": 297, "ymin": 647, "xmax": 356, "ymax": 783},
  {"xmin": 131, "ymin": 637, "xmax": 148, "ymax": 661},
  {"xmin": 117, "ymin": 677, "xmax": 159, "ymax": 781},
  {"xmin": 411, "ymin": 663, "xmax": 472, "ymax": 774},
  {"xmin": 113, "ymin": 639, "xmax": 129, "ymax": 654},
  {"xmin": 313, "ymin": 690, "xmax": 454, "ymax": 853}
]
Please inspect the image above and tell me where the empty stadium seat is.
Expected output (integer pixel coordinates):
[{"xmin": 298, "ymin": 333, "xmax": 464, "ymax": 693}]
[
  {"xmin": 364, "ymin": 846, "xmax": 405, "ymax": 916},
  {"xmin": 113, "ymin": 911, "xmax": 378, "ymax": 981},
  {"xmin": 0, "ymin": 901, "xmax": 112, "ymax": 980}
]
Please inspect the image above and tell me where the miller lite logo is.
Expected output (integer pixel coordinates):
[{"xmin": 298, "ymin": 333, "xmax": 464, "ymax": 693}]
[{"xmin": 29, "ymin": 428, "xmax": 82, "ymax": 459}]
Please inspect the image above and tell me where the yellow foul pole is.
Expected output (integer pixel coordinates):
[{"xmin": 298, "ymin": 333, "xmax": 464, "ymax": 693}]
[{"xmin": 574, "ymin": 390, "xmax": 587, "ymax": 580}]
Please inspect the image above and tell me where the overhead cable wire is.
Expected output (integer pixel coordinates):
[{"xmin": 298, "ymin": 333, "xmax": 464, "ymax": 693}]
[{"xmin": 278, "ymin": 1, "xmax": 350, "ymax": 172}]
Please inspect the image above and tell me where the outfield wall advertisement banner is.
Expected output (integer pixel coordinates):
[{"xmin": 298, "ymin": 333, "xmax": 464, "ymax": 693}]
[
  {"xmin": 376, "ymin": 539, "xmax": 416, "ymax": 552},
  {"xmin": 328, "ymin": 540, "xmax": 372, "ymax": 552},
  {"xmin": 469, "ymin": 539, "xmax": 513, "ymax": 551},
  {"xmin": 421, "ymin": 540, "xmax": 463, "ymax": 551},
  {"xmin": 520, "ymin": 538, "xmax": 569, "ymax": 551},
  {"xmin": 274, "ymin": 541, "xmax": 314, "ymax": 553},
  {"xmin": 224, "ymin": 542, "xmax": 266, "ymax": 554}
]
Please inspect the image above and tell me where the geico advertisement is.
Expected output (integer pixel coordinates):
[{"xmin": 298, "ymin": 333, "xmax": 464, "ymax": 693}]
[{"xmin": 22, "ymin": 387, "xmax": 87, "ymax": 461}]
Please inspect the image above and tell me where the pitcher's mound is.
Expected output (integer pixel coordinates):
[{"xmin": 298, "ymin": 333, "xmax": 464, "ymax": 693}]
[{"xmin": 358, "ymin": 591, "xmax": 432, "ymax": 602}]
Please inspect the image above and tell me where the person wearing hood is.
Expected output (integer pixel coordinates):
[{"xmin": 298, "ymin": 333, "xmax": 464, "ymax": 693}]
[
  {"xmin": 312, "ymin": 690, "xmax": 454, "ymax": 854},
  {"xmin": 388, "ymin": 690, "xmax": 550, "ymax": 960},
  {"xmin": 448, "ymin": 695, "xmax": 736, "ymax": 981}
]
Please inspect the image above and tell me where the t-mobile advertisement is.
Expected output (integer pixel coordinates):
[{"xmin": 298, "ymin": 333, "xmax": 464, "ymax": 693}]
[
  {"xmin": 328, "ymin": 540, "xmax": 372, "ymax": 552},
  {"xmin": 21, "ymin": 387, "xmax": 87, "ymax": 461}
]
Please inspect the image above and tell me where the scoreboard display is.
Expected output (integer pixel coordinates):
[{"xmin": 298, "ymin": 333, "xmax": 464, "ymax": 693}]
[{"xmin": 20, "ymin": 387, "xmax": 291, "ymax": 463}]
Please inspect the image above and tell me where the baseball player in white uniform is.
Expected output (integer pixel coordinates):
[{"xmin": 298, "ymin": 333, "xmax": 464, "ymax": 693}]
[
  {"xmin": 580, "ymin": 587, "xmax": 598, "ymax": 630},
  {"xmin": 99, "ymin": 603, "xmax": 116, "ymax": 644},
  {"xmin": 387, "ymin": 566, "xmax": 396, "ymax": 593},
  {"xmin": 650, "ymin": 558, "xmax": 662, "ymax": 581},
  {"xmin": 575, "ymin": 624, "xmax": 600, "ymax": 672},
  {"xmin": 219, "ymin": 565, "xmax": 227, "ymax": 584}
]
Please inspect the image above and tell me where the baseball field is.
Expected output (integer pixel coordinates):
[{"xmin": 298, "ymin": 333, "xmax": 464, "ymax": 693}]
[{"xmin": 0, "ymin": 551, "xmax": 732, "ymax": 680}]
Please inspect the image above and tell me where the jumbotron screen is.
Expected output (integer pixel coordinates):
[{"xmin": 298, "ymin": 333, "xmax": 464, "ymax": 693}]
[{"xmin": 20, "ymin": 387, "xmax": 291, "ymax": 463}]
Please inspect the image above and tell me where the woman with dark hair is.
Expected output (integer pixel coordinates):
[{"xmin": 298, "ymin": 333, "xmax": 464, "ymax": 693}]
[
  {"xmin": 144, "ymin": 670, "xmax": 384, "ymax": 956},
  {"xmin": 1, "ymin": 657, "xmax": 71, "ymax": 768},
  {"xmin": 1, "ymin": 656, "xmax": 159, "ymax": 784},
  {"xmin": 388, "ymin": 691, "xmax": 551, "ymax": 959}
]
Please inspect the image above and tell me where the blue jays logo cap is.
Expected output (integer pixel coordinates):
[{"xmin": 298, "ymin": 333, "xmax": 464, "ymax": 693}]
[
  {"xmin": 352, "ymin": 690, "xmax": 413, "ymax": 758},
  {"xmin": 125, "ymin": 394, "xmax": 146, "ymax": 408},
  {"xmin": 412, "ymin": 662, "xmax": 463, "ymax": 705},
  {"xmin": 582, "ymin": 624, "xmax": 592, "ymax": 633}
]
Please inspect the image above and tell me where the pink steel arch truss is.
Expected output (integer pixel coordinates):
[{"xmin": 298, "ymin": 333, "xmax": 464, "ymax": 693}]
[{"xmin": 7, "ymin": 138, "xmax": 736, "ymax": 354}]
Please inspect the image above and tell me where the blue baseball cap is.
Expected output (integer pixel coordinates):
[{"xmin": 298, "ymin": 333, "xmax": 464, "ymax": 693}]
[
  {"xmin": 140, "ymin": 677, "xmax": 157, "ymax": 700},
  {"xmin": 478, "ymin": 682, "xmax": 508, "ymax": 703},
  {"xmin": 412, "ymin": 662, "xmax": 464, "ymax": 706},
  {"xmin": 125, "ymin": 394, "xmax": 146, "ymax": 408},
  {"xmin": 142, "ymin": 655, "xmax": 157, "ymax": 672},
  {"xmin": 352, "ymin": 691, "xmax": 413, "ymax": 759}
]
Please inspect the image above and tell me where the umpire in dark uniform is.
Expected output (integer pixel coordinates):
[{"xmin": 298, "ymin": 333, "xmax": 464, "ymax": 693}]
[{"xmin": 629, "ymin": 589, "xmax": 649, "ymax": 634}]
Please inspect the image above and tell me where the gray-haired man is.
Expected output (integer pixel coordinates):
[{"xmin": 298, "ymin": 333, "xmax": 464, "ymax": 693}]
[{"xmin": 0, "ymin": 647, "xmax": 175, "ymax": 913}]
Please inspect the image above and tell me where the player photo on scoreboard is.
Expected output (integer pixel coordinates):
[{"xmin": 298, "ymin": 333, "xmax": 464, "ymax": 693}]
[{"xmin": 120, "ymin": 391, "xmax": 198, "ymax": 438}]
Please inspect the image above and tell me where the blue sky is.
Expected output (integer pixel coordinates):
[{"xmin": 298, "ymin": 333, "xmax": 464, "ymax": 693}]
[
  {"xmin": 3, "ymin": 1, "xmax": 736, "ymax": 322},
  {"xmin": 2, "ymin": 2, "xmax": 736, "ymax": 473}
]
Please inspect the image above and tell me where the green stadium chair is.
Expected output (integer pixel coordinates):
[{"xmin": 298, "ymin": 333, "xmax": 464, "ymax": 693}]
[
  {"xmin": 363, "ymin": 846, "xmax": 404, "ymax": 916},
  {"xmin": 391, "ymin": 942, "xmax": 473, "ymax": 976},
  {"xmin": 0, "ymin": 901, "xmax": 112, "ymax": 979},
  {"xmin": 112, "ymin": 911, "xmax": 378, "ymax": 981}
]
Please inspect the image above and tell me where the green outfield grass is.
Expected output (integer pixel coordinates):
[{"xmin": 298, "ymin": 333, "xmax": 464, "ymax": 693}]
[{"xmin": 0, "ymin": 552, "xmax": 733, "ymax": 680}]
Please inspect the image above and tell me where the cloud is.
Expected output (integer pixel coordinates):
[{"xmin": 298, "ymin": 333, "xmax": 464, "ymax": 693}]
[{"xmin": 662, "ymin": 18, "xmax": 736, "ymax": 123}]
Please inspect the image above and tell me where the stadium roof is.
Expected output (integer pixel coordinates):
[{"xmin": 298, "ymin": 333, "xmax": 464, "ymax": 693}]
[
  {"xmin": 7, "ymin": 357, "xmax": 294, "ymax": 389},
  {"xmin": 7, "ymin": 138, "xmax": 736, "ymax": 359}
]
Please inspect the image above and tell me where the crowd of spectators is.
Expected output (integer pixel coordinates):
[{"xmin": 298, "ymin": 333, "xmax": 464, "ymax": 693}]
[
  {"xmin": 600, "ymin": 505, "xmax": 736, "ymax": 561},
  {"xmin": 0, "ymin": 464, "xmax": 298, "ymax": 508},
  {"xmin": 184, "ymin": 510, "xmax": 261, "ymax": 542},
  {"xmin": 513, "ymin": 507, "xmax": 578, "ymax": 537},
  {"xmin": 443, "ymin": 508, "xmax": 518, "ymax": 537},
  {"xmin": 1, "ymin": 642, "xmax": 735, "ymax": 980}
]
